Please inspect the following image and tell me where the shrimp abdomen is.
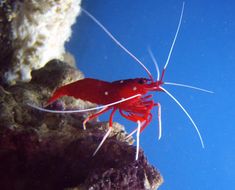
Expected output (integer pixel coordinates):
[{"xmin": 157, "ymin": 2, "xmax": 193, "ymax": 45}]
[{"xmin": 47, "ymin": 78, "xmax": 111, "ymax": 105}]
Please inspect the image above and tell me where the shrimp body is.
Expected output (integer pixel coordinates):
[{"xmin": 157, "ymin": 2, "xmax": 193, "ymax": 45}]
[{"xmin": 47, "ymin": 77, "xmax": 159, "ymax": 124}]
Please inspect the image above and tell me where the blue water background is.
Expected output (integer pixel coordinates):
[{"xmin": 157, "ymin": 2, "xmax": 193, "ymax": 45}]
[{"xmin": 67, "ymin": 1, "xmax": 235, "ymax": 189}]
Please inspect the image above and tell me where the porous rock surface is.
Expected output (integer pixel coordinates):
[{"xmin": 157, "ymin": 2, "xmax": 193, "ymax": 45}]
[{"xmin": 0, "ymin": 0, "xmax": 81, "ymax": 84}]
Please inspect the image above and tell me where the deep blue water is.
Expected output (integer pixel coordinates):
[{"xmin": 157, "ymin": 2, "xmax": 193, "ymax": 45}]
[{"xmin": 67, "ymin": 1, "xmax": 235, "ymax": 189}]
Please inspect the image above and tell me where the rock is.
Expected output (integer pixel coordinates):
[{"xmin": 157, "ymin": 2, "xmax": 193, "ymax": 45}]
[{"xmin": 0, "ymin": 0, "xmax": 82, "ymax": 85}]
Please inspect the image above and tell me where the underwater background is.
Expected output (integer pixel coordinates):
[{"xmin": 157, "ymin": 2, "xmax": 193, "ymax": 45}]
[{"xmin": 67, "ymin": 0, "xmax": 235, "ymax": 189}]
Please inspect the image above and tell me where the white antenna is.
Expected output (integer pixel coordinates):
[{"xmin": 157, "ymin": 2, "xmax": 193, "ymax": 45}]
[
  {"xmin": 160, "ymin": 86, "xmax": 205, "ymax": 148},
  {"xmin": 148, "ymin": 47, "xmax": 160, "ymax": 81},
  {"xmin": 27, "ymin": 94, "xmax": 141, "ymax": 113},
  {"xmin": 164, "ymin": 82, "xmax": 214, "ymax": 93},
  {"xmin": 80, "ymin": 7, "xmax": 153, "ymax": 81},
  {"xmin": 160, "ymin": 2, "xmax": 185, "ymax": 81}
]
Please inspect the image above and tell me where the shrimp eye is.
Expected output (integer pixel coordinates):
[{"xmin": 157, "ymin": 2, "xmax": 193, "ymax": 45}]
[{"xmin": 138, "ymin": 79, "xmax": 145, "ymax": 84}]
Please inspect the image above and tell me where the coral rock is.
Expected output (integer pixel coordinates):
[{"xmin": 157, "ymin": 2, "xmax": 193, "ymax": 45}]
[{"xmin": 0, "ymin": 0, "xmax": 82, "ymax": 84}]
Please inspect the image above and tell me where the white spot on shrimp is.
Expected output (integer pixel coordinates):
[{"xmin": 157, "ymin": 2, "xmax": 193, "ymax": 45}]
[
  {"xmin": 120, "ymin": 80, "xmax": 124, "ymax": 83},
  {"xmin": 133, "ymin": 86, "xmax": 137, "ymax": 91},
  {"xmin": 104, "ymin": 91, "xmax": 109, "ymax": 96}
]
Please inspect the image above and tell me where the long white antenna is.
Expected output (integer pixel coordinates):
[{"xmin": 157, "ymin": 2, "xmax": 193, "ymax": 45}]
[
  {"xmin": 81, "ymin": 7, "xmax": 153, "ymax": 81},
  {"xmin": 27, "ymin": 94, "xmax": 141, "ymax": 113},
  {"xmin": 164, "ymin": 82, "xmax": 214, "ymax": 93},
  {"xmin": 160, "ymin": 86, "xmax": 205, "ymax": 148},
  {"xmin": 160, "ymin": 2, "xmax": 185, "ymax": 81},
  {"xmin": 148, "ymin": 47, "xmax": 160, "ymax": 81}
]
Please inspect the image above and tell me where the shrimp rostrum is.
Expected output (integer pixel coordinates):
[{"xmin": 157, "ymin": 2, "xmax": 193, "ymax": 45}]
[{"xmin": 28, "ymin": 2, "xmax": 213, "ymax": 160}]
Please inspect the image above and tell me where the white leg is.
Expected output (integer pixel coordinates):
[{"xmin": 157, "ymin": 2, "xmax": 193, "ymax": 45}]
[
  {"xmin": 135, "ymin": 120, "xmax": 141, "ymax": 160},
  {"xmin": 156, "ymin": 102, "xmax": 162, "ymax": 140},
  {"xmin": 92, "ymin": 128, "xmax": 112, "ymax": 156},
  {"xmin": 126, "ymin": 128, "xmax": 137, "ymax": 140}
]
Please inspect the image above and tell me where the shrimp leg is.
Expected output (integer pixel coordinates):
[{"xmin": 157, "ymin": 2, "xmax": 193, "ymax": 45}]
[
  {"xmin": 92, "ymin": 107, "xmax": 117, "ymax": 156},
  {"xmin": 83, "ymin": 106, "xmax": 111, "ymax": 130}
]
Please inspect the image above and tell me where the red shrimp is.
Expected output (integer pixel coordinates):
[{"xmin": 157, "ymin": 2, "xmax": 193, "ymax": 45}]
[
  {"xmin": 28, "ymin": 2, "xmax": 213, "ymax": 160},
  {"xmin": 31, "ymin": 77, "xmax": 162, "ymax": 159},
  {"xmin": 46, "ymin": 77, "xmax": 161, "ymax": 131}
]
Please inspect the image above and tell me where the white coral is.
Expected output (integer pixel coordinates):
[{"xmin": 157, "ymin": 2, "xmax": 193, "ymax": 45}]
[{"xmin": 5, "ymin": 0, "xmax": 81, "ymax": 83}]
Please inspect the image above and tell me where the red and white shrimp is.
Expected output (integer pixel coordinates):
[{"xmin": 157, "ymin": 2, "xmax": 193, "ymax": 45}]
[{"xmin": 28, "ymin": 2, "xmax": 213, "ymax": 160}]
